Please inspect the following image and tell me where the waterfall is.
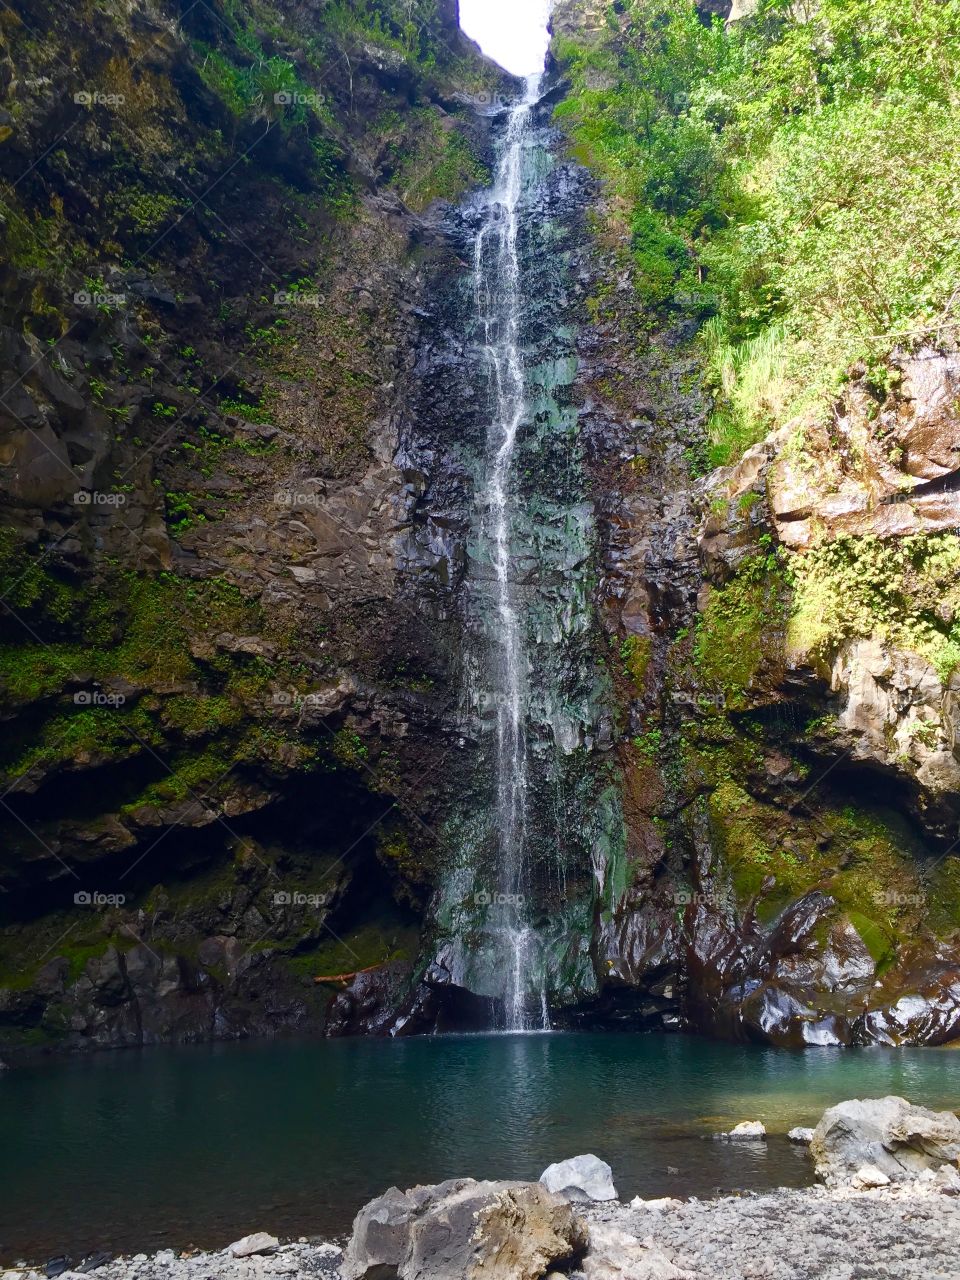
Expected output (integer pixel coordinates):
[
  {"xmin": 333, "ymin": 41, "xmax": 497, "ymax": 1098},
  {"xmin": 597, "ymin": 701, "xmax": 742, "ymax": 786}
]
[
  {"xmin": 473, "ymin": 74, "xmax": 546, "ymax": 1032},
  {"xmin": 419, "ymin": 67, "xmax": 626, "ymax": 1033}
]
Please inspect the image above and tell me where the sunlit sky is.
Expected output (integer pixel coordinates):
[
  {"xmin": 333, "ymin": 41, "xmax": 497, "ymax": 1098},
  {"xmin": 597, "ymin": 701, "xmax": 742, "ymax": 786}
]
[{"xmin": 459, "ymin": 0, "xmax": 552, "ymax": 76}]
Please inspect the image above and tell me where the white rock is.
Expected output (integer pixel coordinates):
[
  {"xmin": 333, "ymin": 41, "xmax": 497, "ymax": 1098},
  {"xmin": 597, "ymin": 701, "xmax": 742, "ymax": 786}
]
[
  {"xmin": 582, "ymin": 1223, "xmax": 694, "ymax": 1279},
  {"xmin": 228, "ymin": 1233, "xmax": 280, "ymax": 1258},
  {"xmin": 852, "ymin": 1165, "xmax": 892, "ymax": 1189},
  {"xmin": 811, "ymin": 1096, "xmax": 960, "ymax": 1187},
  {"xmin": 788, "ymin": 1127, "xmax": 815, "ymax": 1144},
  {"xmin": 720, "ymin": 1121, "xmax": 766, "ymax": 1141},
  {"xmin": 540, "ymin": 1154, "xmax": 617, "ymax": 1202}
]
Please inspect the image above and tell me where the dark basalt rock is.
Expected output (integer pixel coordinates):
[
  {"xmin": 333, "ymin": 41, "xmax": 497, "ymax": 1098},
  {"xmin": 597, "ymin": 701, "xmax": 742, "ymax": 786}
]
[{"xmin": 2, "ymin": 0, "xmax": 959, "ymax": 1061}]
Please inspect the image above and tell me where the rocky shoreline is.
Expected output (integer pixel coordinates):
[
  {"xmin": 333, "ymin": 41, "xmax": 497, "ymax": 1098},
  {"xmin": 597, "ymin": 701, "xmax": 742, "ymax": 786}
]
[
  {"xmin": 5, "ymin": 1097, "xmax": 960, "ymax": 1280},
  {"xmin": 6, "ymin": 1183, "xmax": 959, "ymax": 1280}
]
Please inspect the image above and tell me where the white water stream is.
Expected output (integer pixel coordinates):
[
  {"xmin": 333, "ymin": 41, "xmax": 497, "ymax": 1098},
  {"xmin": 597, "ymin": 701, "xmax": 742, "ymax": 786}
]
[{"xmin": 473, "ymin": 75, "xmax": 547, "ymax": 1030}]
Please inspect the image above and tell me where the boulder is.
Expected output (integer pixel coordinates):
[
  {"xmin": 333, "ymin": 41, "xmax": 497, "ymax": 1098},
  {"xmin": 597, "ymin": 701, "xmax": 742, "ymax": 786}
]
[
  {"xmin": 718, "ymin": 1121, "xmax": 766, "ymax": 1141},
  {"xmin": 539, "ymin": 1154, "xmax": 617, "ymax": 1202},
  {"xmin": 787, "ymin": 1127, "xmax": 814, "ymax": 1144},
  {"xmin": 228, "ymin": 1233, "xmax": 279, "ymax": 1257},
  {"xmin": 342, "ymin": 1179, "xmax": 586, "ymax": 1280},
  {"xmin": 342, "ymin": 1184, "xmax": 419, "ymax": 1276},
  {"xmin": 581, "ymin": 1223, "xmax": 694, "ymax": 1279},
  {"xmin": 811, "ymin": 1096, "xmax": 960, "ymax": 1186}
]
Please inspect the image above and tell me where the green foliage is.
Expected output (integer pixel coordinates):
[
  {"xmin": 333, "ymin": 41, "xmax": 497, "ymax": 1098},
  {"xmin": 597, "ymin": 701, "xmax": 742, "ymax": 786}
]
[
  {"xmin": 632, "ymin": 726, "xmax": 662, "ymax": 760},
  {"xmin": 701, "ymin": 318, "xmax": 791, "ymax": 464},
  {"xmin": 218, "ymin": 395, "xmax": 273, "ymax": 423},
  {"xmin": 629, "ymin": 208, "xmax": 692, "ymax": 307},
  {"xmin": 555, "ymin": 0, "xmax": 960, "ymax": 455},
  {"xmin": 379, "ymin": 108, "xmax": 488, "ymax": 211},
  {"xmin": 787, "ymin": 534, "xmax": 960, "ymax": 681},
  {"xmin": 330, "ymin": 731, "xmax": 369, "ymax": 769},
  {"xmin": 107, "ymin": 188, "xmax": 184, "ymax": 234},
  {"xmin": 164, "ymin": 490, "xmax": 205, "ymax": 535},
  {"xmin": 313, "ymin": 0, "xmax": 444, "ymax": 64}
]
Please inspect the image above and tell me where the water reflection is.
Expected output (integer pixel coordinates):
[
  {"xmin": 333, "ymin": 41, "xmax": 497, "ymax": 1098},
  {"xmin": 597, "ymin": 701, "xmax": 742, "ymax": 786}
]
[{"xmin": 1, "ymin": 1032, "xmax": 958, "ymax": 1260}]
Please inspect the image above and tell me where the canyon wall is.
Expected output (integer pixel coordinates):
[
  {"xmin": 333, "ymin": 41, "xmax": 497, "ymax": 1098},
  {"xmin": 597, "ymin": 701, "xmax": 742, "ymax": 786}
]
[{"xmin": 2, "ymin": 0, "xmax": 959, "ymax": 1058}]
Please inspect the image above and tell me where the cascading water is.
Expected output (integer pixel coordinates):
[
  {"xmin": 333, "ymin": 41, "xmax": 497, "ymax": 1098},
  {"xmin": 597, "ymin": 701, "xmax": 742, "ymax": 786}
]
[
  {"xmin": 473, "ymin": 74, "xmax": 544, "ymax": 1030},
  {"xmin": 419, "ymin": 69, "xmax": 628, "ymax": 1032}
]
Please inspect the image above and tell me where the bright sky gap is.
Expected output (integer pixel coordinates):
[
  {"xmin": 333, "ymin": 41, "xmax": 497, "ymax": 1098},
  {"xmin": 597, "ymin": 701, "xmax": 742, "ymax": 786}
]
[{"xmin": 459, "ymin": 0, "xmax": 553, "ymax": 76}]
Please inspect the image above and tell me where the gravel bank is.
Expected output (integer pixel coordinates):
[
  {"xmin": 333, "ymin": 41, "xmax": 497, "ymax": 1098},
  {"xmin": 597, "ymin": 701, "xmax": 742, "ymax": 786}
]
[
  {"xmin": 584, "ymin": 1183, "xmax": 960, "ymax": 1279},
  {"xmin": 4, "ymin": 1183, "xmax": 960, "ymax": 1280}
]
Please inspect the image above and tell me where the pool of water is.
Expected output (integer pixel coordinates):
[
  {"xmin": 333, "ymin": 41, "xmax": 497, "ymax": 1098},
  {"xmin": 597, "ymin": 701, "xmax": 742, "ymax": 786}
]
[{"xmin": 1, "ymin": 1031, "xmax": 958, "ymax": 1262}]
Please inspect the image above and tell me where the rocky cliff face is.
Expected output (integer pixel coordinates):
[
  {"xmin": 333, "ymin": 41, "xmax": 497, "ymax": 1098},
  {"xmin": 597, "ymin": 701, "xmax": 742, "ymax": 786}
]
[
  {"xmin": 2, "ymin": 0, "xmax": 959, "ymax": 1061},
  {"xmin": 546, "ymin": 0, "xmax": 960, "ymax": 1049},
  {"xmin": 0, "ymin": 0, "xmax": 519, "ymax": 1057}
]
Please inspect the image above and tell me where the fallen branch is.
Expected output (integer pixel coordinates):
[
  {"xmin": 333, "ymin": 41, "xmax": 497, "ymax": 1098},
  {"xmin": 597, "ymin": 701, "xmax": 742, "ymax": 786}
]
[{"xmin": 313, "ymin": 964, "xmax": 383, "ymax": 985}]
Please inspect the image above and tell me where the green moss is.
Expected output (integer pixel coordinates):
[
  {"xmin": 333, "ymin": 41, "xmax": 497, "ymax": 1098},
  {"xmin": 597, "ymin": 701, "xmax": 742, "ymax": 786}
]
[
  {"xmin": 0, "ymin": 1024, "xmax": 69, "ymax": 1048},
  {"xmin": 708, "ymin": 778, "xmax": 927, "ymax": 948},
  {"xmin": 620, "ymin": 634, "xmax": 652, "ymax": 688},
  {"xmin": 58, "ymin": 937, "xmax": 121, "ymax": 982},
  {"xmin": 847, "ymin": 910, "xmax": 895, "ymax": 966},
  {"xmin": 926, "ymin": 856, "xmax": 960, "ymax": 935},
  {"xmin": 694, "ymin": 550, "xmax": 786, "ymax": 707},
  {"xmin": 107, "ymin": 188, "xmax": 184, "ymax": 234},
  {"xmin": 118, "ymin": 741, "xmax": 243, "ymax": 812},
  {"xmin": 377, "ymin": 826, "xmax": 431, "ymax": 890},
  {"xmin": 282, "ymin": 921, "xmax": 418, "ymax": 980},
  {"xmin": 384, "ymin": 110, "xmax": 489, "ymax": 212},
  {"xmin": 4, "ymin": 704, "xmax": 163, "ymax": 779},
  {"xmin": 162, "ymin": 693, "xmax": 243, "ymax": 735}
]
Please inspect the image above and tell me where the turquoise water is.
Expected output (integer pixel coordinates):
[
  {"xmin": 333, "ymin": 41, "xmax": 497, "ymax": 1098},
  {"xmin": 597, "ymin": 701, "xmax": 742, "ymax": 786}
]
[{"xmin": 1, "ymin": 1032, "xmax": 958, "ymax": 1261}]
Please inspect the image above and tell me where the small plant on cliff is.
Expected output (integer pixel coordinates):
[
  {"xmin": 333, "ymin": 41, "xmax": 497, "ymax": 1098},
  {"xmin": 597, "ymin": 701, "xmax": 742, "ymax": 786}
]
[{"xmin": 787, "ymin": 534, "xmax": 960, "ymax": 681}]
